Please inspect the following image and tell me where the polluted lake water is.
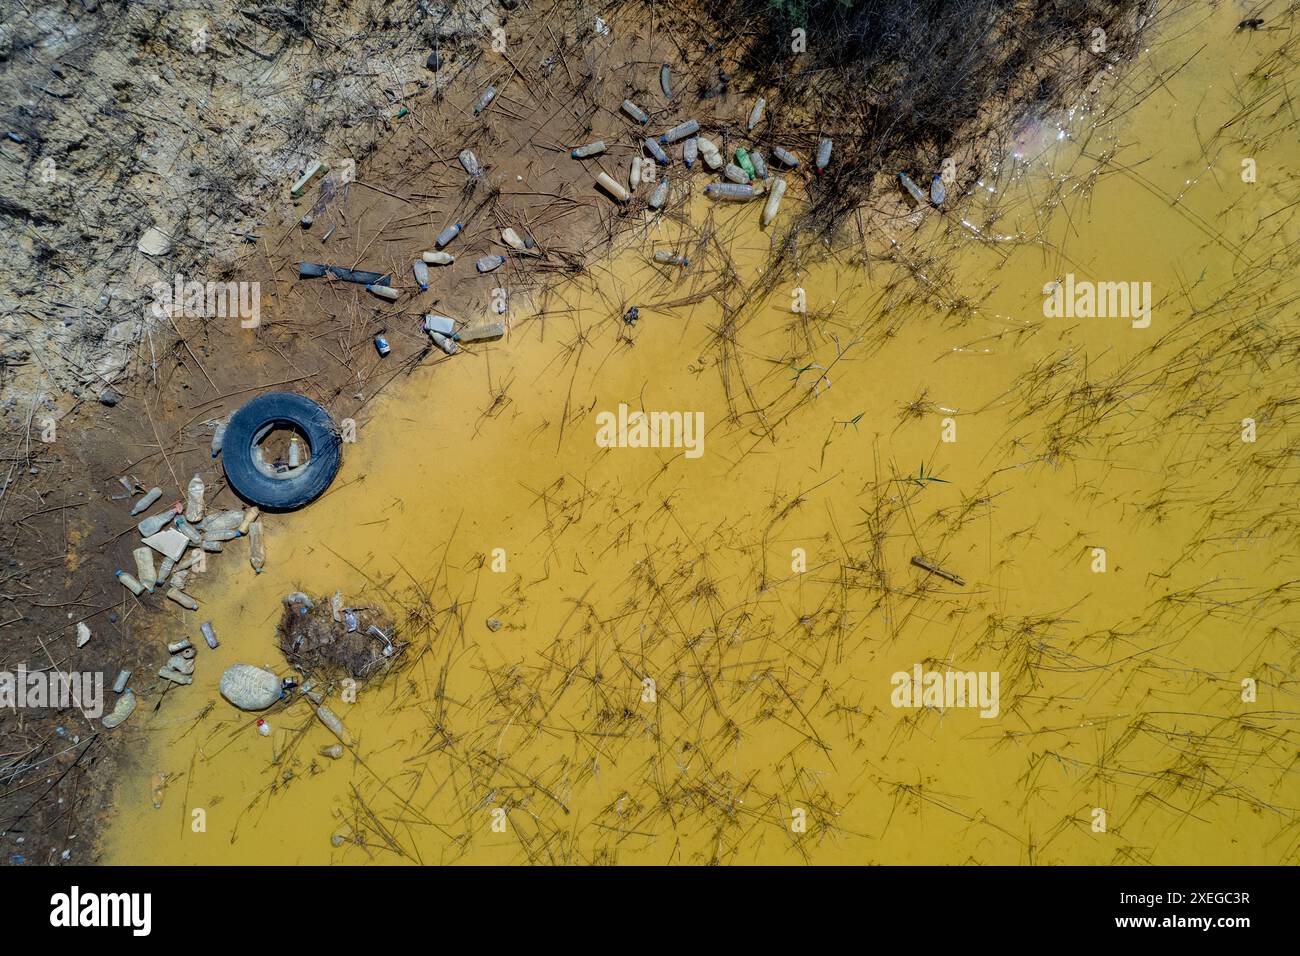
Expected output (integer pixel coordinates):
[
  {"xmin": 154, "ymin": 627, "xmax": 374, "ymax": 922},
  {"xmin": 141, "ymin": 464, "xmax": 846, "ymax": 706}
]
[{"xmin": 107, "ymin": 5, "xmax": 1299, "ymax": 864}]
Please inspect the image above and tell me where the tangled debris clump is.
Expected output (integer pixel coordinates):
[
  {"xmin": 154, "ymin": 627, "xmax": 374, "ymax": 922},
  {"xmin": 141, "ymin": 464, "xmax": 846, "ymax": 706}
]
[{"xmin": 277, "ymin": 592, "xmax": 403, "ymax": 681}]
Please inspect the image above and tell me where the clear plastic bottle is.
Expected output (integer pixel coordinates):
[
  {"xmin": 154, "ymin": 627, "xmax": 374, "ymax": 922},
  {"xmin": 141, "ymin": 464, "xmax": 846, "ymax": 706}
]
[
  {"xmin": 644, "ymin": 138, "xmax": 670, "ymax": 166},
  {"xmin": 184, "ymin": 474, "xmax": 204, "ymax": 523},
  {"xmin": 367, "ymin": 284, "xmax": 399, "ymax": 301},
  {"xmin": 748, "ymin": 97, "xmax": 766, "ymax": 132},
  {"xmin": 621, "ymin": 99, "xmax": 649, "ymax": 124},
  {"xmin": 422, "ymin": 250, "xmax": 455, "ymax": 265},
  {"xmin": 476, "ymin": 255, "xmax": 506, "ymax": 273},
  {"xmin": 422, "ymin": 314, "xmax": 457, "ymax": 336},
  {"xmin": 472, "ymin": 85, "xmax": 496, "ymax": 115},
  {"xmin": 248, "ymin": 520, "xmax": 265, "ymax": 573},
  {"xmin": 751, "ymin": 151, "xmax": 768, "ymax": 180},
  {"xmin": 647, "ymin": 178, "xmax": 669, "ymax": 209},
  {"xmin": 435, "ymin": 222, "xmax": 463, "ymax": 248},
  {"xmin": 596, "ymin": 172, "xmax": 630, "ymax": 203},
  {"xmin": 930, "ymin": 174, "xmax": 947, "ymax": 205},
  {"xmin": 659, "ymin": 119, "xmax": 699, "ymax": 145},
  {"xmin": 724, "ymin": 163, "xmax": 750, "ymax": 184},
  {"xmin": 705, "ymin": 182, "xmax": 758, "ymax": 201},
  {"xmin": 131, "ymin": 486, "xmax": 162, "ymax": 516},
  {"xmin": 116, "ymin": 570, "xmax": 145, "ymax": 596},
  {"xmin": 653, "ymin": 250, "xmax": 688, "ymax": 267},
  {"xmin": 458, "ymin": 149, "xmax": 480, "ymax": 176},
  {"xmin": 772, "ymin": 146, "xmax": 800, "ymax": 168},
  {"xmin": 570, "ymin": 140, "xmax": 605, "ymax": 158},
  {"xmin": 660, "ymin": 63, "xmax": 672, "ymax": 99},
  {"xmin": 816, "ymin": 138, "xmax": 833, "ymax": 174},
  {"xmin": 429, "ymin": 331, "xmax": 459, "ymax": 355},
  {"xmin": 174, "ymin": 516, "xmax": 202, "ymax": 544},
  {"xmin": 413, "ymin": 260, "xmax": 429, "ymax": 291},
  {"xmin": 683, "ymin": 138, "xmax": 698, "ymax": 168},
  {"xmin": 166, "ymin": 588, "xmax": 198, "ymax": 611},
  {"xmin": 138, "ymin": 508, "xmax": 178, "ymax": 537}
]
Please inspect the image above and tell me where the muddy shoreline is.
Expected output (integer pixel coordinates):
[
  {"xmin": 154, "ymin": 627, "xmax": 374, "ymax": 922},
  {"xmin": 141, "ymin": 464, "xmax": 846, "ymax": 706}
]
[{"xmin": 0, "ymin": 0, "xmax": 1147, "ymax": 864}]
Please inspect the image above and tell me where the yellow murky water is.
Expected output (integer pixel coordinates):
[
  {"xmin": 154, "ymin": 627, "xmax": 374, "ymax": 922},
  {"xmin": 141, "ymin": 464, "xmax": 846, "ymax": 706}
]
[{"xmin": 108, "ymin": 4, "xmax": 1300, "ymax": 864}]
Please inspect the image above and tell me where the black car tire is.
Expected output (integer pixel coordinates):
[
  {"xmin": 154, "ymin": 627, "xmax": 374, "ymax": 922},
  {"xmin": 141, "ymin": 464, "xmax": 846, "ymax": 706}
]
[{"xmin": 221, "ymin": 392, "xmax": 341, "ymax": 511}]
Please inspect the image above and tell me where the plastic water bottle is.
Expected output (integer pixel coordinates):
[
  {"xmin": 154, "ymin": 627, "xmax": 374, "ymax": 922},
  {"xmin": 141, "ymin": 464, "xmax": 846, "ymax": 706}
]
[
  {"xmin": 185, "ymin": 474, "xmax": 204, "ymax": 523},
  {"xmin": 435, "ymin": 222, "xmax": 463, "ymax": 248},
  {"xmin": 653, "ymin": 250, "xmax": 688, "ymax": 267},
  {"xmin": 458, "ymin": 149, "xmax": 480, "ymax": 176},
  {"xmin": 367, "ymin": 284, "xmax": 399, "ymax": 301},
  {"xmin": 643, "ymin": 138, "xmax": 670, "ymax": 166},
  {"xmin": 697, "ymin": 137, "xmax": 723, "ymax": 170},
  {"xmin": 316, "ymin": 704, "xmax": 352, "ymax": 745},
  {"xmin": 621, "ymin": 99, "xmax": 649, "ymax": 124},
  {"xmin": 248, "ymin": 520, "xmax": 265, "ymax": 573},
  {"xmin": 413, "ymin": 260, "xmax": 429, "ymax": 291},
  {"xmin": 747, "ymin": 97, "xmax": 765, "ymax": 132},
  {"xmin": 763, "ymin": 176, "xmax": 787, "ymax": 226},
  {"xmin": 166, "ymin": 588, "xmax": 199, "ymax": 611},
  {"xmin": 288, "ymin": 435, "xmax": 301, "ymax": 468},
  {"xmin": 239, "ymin": 507, "xmax": 259, "ymax": 533},
  {"xmin": 772, "ymin": 146, "xmax": 800, "ymax": 168},
  {"xmin": 705, "ymin": 183, "xmax": 758, "ymax": 201},
  {"xmin": 930, "ymin": 175, "xmax": 946, "ymax": 205},
  {"xmin": 201, "ymin": 621, "xmax": 219, "ymax": 649},
  {"xmin": 723, "ymin": 163, "xmax": 750, "ymax": 184},
  {"xmin": 204, "ymin": 529, "xmax": 242, "ymax": 542},
  {"xmin": 256, "ymin": 718, "xmax": 271, "ymax": 737},
  {"xmin": 735, "ymin": 148, "xmax": 756, "ymax": 179},
  {"xmin": 422, "ymin": 251, "xmax": 454, "ymax": 265},
  {"xmin": 659, "ymin": 119, "xmax": 699, "ymax": 145},
  {"xmin": 133, "ymin": 547, "xmax": 157, "ymax": 592},
  {"xmin": 660, "ymin": 64, "xmax": 672, "ymax": 99},
  {"xmin": 629, "ymin": 156, "xmax": 641, "ymax": 190},
  {"xmin": 898, "ymin": 171, "xmax": 928, "ymax": 205},
  {"xmin": 138, "ymin": 507, "xmax": 178, "ymax": 537},
  {"xmin": 501, "ymin": 228, "xmax": 528, "ymax": 251},
  {"xmin": 596, "ymin": 171, "xmax": 630, "ymax": 203},
  {"xmin": 571, "ymin": 140, "xmax": 605, "ymax": 158},
  {"xmin": 647, "ymin": 178, "xmax": 669, "ymax": 209},
  {"xmin": 476, "ymin": 255, "xmax": 505, "ymax": 273},
  {"xmin": 751, "ymin": 151, "xmax": 768, "ymax": 180},
  {"xmin": 116, "ymin": 570, "xmax": 145, "ymax": 596},
  {"xmin": 174, "ymin": 516, "xmax": 202, "ymax": 544},
  {"xmin": 210, "ymin": 421, "xmax": 227, "ymax": 458},
  {"xmin": 429, "ymin": 330, "xmax": 459, "ymax": 355},
  {"xmin": 131, "ymin": 486, "xmax": 162, "ymax": 516},
  {"xmin": 682, "ymin": 138, "xmax": 698, "ymax": 168},
  {"xmin": 472, "ymin": 85, "xmax": 496, "ymax": 115},
  {"xmin": 816, "ymin": 138, "xmax": 833, "ymax": 174}
]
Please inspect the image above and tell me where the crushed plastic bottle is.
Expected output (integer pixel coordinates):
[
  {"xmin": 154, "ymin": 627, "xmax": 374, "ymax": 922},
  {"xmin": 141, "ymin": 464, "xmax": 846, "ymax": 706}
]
[
  {"xmin": 653, "ymin": 250, "xmax": 688, "ymax": 267},
  {"xmin": 748, "ymin": 97, "xmax": 766, "ymax": 132},
  {"xmin": 422, "ymin": 314, "xmax": 457, "ymax": 336},
  {"xmin": 596, "ymin": 171, "xmax": 630, "ymax": 203},
  {"xmin": 422, "ymin": 250, "xmax": 455, "ymax": 265},
  {"xmin": 413, "ymin": 260, "xmax": 429, "ymax": 291},
  {"xmin": 683, "ymin": 137, "xmax": 698, "ymax": 168},
  {"xmin": 201, "ymin": 621, "xmax": 219, "ymax": 649},
  {"xmin": 772, "ymin": 146, "xmax": 800, "ymax": 168},
  {"xmin": 705, "ymin": 182, "xmax": 759, "ymax": 201},
  {"xmin": 239, "ymin": 507, "xmax": 259, "ymax": 534},
  {"xmin": 644, "ymin": 137, "xmax": 670, "ymax": 166},
  {"xmin": 660, "ymin": 63, "xmax": 672, "ymax": 99},
  {"xmin": 133, "ymin": 547, "xmax": 157, "ymax": 592},
  {"xmin": 476, "ymin": 255, "xmax": 506, "ymax": 273},
  {"xmin": 816, "ymin": 138, "xmax": 833, "ymax": 174},
  {"xmin": 174, "ymin": 516, "xmax": 202, "ymax": 545},
  {"xmin": 248, "ymin": 520, "xmax": 265, "ymax": 573},
  {"xmin": 570, "ymin": 140, "xmax": 605, "ymax": 158},
  {"xmin": 435, "ymin": 222, "xmax": 463, "ymax": 248},
  {"xmin": 157, "ymin": 555, "xmax": 175, "ymax": 585},
  {"xmin": 316, "ymin": 704, "xmax": 352, "ymax": 746},
  {"xmin": 184, "ymin": 474, "xmax": 204, "ymax": 523},
  {"xmin": 131, "ymin": 486, "xmax": 162, "ymax": 516},
  {"xmin": 203, "ymin": 509, "xmax": 244, "ymax": 533},
  {"xmin": 166, "ymin": 588, "xmax": 198, "ymax": 611},
  {"xmin": 458, "ymin": 149, "xmax": 480, "ymax": 176},
  {"xmin": 501, "ymin": 228, "xmax": 528, "ymax": 251},
  {"xmin": 697, "ymin": 137, "xmax": 723, "ymax": 170},
  {"xmin": 472, "ymin": 85, "xmax": 497, "ymax": 115},
  {"xmin": 622, "ymin": 99, "xmax": 649, "ymax": 124},
  {"xmin": 763, "ymin": 176, "xmax": 787, "ymax": 226},
  {"xmin": 344, "ymin": 609, "xmax": 359, "ymax": 633},
  {"xmin": 659, "ymin": 119, "xmax": 699, "ymax": 145}
]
